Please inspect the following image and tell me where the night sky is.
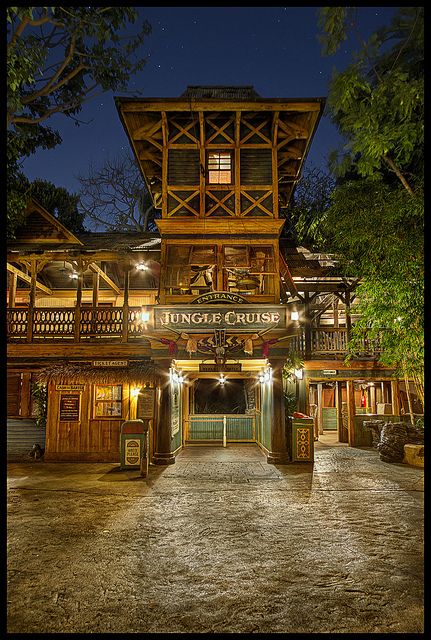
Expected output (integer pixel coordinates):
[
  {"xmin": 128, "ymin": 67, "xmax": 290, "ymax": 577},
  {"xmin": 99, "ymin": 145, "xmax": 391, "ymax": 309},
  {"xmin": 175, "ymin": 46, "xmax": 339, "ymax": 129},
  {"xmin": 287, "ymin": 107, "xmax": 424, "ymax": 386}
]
[{"xmin": 21, "ymin": 6, "xmax": 397, "ymax": 198}]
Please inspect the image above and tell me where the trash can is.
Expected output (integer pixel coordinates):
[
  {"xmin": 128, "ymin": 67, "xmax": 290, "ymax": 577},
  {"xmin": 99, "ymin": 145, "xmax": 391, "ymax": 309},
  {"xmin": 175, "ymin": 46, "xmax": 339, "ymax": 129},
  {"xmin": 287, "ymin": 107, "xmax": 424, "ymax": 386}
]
[
  {"xmin": 120, "ymin": 419, "xmax": 149, "ymax": 475},
  {"xmin": 291, "ymin": 417, "xmax": 314, "ymax": 462}
]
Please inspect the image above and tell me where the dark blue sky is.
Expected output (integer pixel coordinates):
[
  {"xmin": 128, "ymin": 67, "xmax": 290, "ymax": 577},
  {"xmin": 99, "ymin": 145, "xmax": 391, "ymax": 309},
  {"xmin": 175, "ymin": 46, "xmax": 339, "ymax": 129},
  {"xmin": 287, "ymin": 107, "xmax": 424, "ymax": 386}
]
[{"xmin": 22, "ymin": 6, "xmax": 397, "ymax": 195}]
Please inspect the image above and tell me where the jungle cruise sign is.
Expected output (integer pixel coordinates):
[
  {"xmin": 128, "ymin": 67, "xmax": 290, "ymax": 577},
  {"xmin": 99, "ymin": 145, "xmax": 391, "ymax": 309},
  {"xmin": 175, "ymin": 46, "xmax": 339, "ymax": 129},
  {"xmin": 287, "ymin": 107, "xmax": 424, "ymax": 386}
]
[{"xmin": 154, "ymin": 305, "xmax": 287, "ymax": 332}]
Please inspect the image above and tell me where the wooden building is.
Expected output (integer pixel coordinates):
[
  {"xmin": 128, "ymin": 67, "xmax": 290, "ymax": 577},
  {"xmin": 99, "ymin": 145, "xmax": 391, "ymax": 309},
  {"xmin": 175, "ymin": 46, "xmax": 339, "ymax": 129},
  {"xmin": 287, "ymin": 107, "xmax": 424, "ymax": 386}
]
[{"xmin": 7, "ymin": 86, "xmax": 418, "ymax": 463}]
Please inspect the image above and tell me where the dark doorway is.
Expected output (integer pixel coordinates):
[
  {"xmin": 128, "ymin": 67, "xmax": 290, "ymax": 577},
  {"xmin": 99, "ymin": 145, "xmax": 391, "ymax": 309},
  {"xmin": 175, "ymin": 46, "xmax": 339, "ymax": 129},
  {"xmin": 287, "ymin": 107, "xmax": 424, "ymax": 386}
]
[{"xmin": 194, "ymin": 379, "xmax": 252, "ymax": 414}]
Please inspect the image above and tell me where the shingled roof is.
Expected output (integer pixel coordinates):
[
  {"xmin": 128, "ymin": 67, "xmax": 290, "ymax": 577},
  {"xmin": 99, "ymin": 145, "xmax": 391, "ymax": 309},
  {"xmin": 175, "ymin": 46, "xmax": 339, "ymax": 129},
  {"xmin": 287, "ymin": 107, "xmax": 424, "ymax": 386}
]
[{"xmin": 180, "ymin": 85, "xmax": 261, "ymax": 100}]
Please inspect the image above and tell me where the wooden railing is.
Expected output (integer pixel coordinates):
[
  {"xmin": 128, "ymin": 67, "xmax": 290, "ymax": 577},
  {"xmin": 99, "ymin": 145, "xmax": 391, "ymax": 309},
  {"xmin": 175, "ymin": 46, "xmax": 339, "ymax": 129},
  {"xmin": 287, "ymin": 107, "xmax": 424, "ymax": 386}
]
[
  {"xmin": 6, "ymin": 307, "xmax": 383, "ymax": 355},
  {"xmin": 7, "ymin": 307, "xmax": 149, "ymax": 343}
]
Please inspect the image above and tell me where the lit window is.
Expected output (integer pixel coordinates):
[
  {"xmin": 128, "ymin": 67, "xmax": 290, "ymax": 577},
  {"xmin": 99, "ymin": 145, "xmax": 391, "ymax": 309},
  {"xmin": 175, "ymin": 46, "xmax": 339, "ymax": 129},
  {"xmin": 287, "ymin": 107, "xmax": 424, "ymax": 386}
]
[
  {"xmin": 94, "ymin": 385, "xmax": 122, "ymax": 417},
  {"xmin": 207, "ymin": 152, "xmax": 232, "ymax": 184}
]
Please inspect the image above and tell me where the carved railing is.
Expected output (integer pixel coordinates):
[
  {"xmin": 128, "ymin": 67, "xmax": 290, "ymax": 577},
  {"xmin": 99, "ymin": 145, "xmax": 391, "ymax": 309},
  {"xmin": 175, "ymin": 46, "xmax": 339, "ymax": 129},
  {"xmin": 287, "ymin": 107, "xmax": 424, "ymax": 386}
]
[
  {"xmin": 6, "ymin": 307, "xmax": 383, "ymax": 355},
  {"xmin": 79, "ymin": 308, "xmax": 123, "ymax": 339},
  {"xmin": 33, "ymin": 308, "xmax": 75, "ymax": 339},
  {"xmin": 312, "ymin": 328, "xmax": 349, "ymax": 354},
  {"xmin": 6, "ymin": 308, "xmax": 29, "ymax": 341}
]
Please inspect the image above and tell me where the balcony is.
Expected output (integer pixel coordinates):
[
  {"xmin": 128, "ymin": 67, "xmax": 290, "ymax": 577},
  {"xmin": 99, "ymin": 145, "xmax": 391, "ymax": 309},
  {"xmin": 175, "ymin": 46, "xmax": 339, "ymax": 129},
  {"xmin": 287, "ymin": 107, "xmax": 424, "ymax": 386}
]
[
  {"xmin": 7, "ymin": 307, "xmax": 383, "ymax": 357},
  {"xmin": 7, "ymin": 307, "xmax": 148, "ymax": 343}
]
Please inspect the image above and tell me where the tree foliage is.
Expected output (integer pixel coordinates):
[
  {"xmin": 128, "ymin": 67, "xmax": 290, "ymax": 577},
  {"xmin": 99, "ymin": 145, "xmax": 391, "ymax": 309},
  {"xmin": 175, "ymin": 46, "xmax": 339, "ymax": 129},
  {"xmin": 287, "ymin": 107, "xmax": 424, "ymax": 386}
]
[
  {"xmin": 282, "ymin": 165, "xmax": 335, "ymax": 246},
  {"xmin": 314, "ymin": 7, "xmax": 424, "ymax": 401},
  {"xmin": 7, "ymin": 6, "xmax": 151, "ymax": 237},
  {"xmin": 76, "ymin": 152, "xmax": 159, "ymax": 232},
  {"xmin": 30, "ymin": 179, "xmax": 86, "ymax": 233},
  {"xmin": 319, "ymin": 7, "xmax": 423, "ymax": 194}
]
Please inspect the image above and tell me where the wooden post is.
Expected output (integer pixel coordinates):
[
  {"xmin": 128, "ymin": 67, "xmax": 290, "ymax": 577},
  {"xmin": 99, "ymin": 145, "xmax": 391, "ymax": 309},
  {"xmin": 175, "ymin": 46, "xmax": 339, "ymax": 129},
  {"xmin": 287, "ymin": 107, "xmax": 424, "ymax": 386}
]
[
  {"xmin": 304, "ymin": 291, "xmax": 312, "ymax": 360},
  {"xmin": 153, "ymin": 370, "xmax": 175, "ymax": 465},
  {"xmin": 26, "ymin": 260, "xmax": 37, "ymax": 343},
  {"xmin": 8, "ymin": 271, "xmax": 17, "ymax": 308},
  {"xmin": 92, "ymin": 270, "xmax": 99, "ymax": 307},
  {"xmin": 122, "ymin": 263, "xmax": 130, "ymax": 343},
  {"xmin": 346, "ymin": 379, "xmax": 356, "ymax": 446},
  {"xmin": 317, "ymin": 382, "xmax": 323, "ymax": 435},
  {"xmin": 335, "ymin": 381, "xmax": 342, "ymax": 442},
  {"xmin": 391, "ymin": 379, "xmax": 401, "ymax": 416},
  {"xmin": 369, "ymin": 383, "xmax": 377, "ymax": 413},
  {"xmin": 345, "ymin": 290, "xmax": 352, "ymax": 343},
  {"xmin": 235, "ymin": 111, "xmax": 241, "ymax": 216},
  {"xmin": 74, "ymin": 258, "xmax": 83, "ymax": 343},
  {"xmin": 267, "ymin": 361, "xmax": 289, "ymax": 464}
]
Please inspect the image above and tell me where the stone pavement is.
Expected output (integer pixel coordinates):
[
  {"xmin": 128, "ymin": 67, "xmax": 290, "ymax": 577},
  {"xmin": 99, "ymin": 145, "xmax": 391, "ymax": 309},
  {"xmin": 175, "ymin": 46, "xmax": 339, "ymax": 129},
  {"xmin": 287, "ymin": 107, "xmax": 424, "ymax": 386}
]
[{"xmin": 7, "ymin": 441, "xmax": 424, "ymax": 634}]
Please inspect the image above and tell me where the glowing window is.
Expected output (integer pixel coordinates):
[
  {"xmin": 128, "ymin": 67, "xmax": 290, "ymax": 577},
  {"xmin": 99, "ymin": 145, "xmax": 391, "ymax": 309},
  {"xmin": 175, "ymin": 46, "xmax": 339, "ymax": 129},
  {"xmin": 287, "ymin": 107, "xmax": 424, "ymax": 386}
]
[{"xmin": 207, "ymin": 152, "xmax": 232, "ymax": 184}]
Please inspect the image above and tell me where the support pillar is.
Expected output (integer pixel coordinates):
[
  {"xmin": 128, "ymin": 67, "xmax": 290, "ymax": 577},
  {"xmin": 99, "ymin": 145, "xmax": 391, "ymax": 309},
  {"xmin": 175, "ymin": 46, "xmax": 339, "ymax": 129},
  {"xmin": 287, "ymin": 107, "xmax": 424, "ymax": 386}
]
[
  {"xmin": 26, "ymin": 260, "xmax": 37, "ymax": 343},
  {"xmin": 267, "ymin": 362, "xmax": 290, "ymax": 464},
  {"xmin": 391, "ymin": 379, "xmax": 401, "ymax": 416},
  {"xmin": 152, "ymin": 376, "xmax": 175, "ymax": 465},
  {"xmin": 346, "ymin": 379, "xmax": 356, "ymax": 446}
]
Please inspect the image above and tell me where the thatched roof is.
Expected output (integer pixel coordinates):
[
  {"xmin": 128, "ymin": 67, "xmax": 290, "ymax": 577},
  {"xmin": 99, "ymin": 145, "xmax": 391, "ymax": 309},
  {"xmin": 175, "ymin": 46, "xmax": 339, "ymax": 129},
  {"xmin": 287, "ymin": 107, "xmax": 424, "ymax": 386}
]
[{"xmin": 36, "ymin": 361, "xmax": 163, "ymax": 386}]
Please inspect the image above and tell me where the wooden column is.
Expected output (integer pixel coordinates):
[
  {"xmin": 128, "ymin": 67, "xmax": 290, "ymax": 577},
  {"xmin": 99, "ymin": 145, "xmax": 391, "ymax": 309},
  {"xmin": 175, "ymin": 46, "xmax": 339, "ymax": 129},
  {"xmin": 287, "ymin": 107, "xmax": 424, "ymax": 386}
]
[
  {"xmin": 92, "ymin": 270, "xmax": 99, "ymax": 307},
  {"xmin": 317, "ymin": 382, "xmax": 324, "ymax": 435},
  {"xmin": 74, "ymin": 258, "xmax": 83, "ymax": 342},
  {"xmin": 391, "ymin": 379, "xmax": 401, "ymax": 416},
  {"xmin": 267, "ymin": 361, "xmax": 290, "ymax": 464},
  {"xmin": 153, "ymin": 372, "xmax": 175, "ymax": 465},
  {"xmin": 369, "ymin": 384, "xmax": 377, "ymax": 413},
  {"xmin": 121, "ymin": 263, "xmax": 130, "ymax": 343},
  {"xmin": 8, "ymin": 271, "xmax": 17, "ymax": 308},
  {"xmin": 199, "ymin": 111, "xmax": 205, "ymax": 217},
  {"xmin": 304, "ymin": 291, "xmax": 312, "ymax": 360},
  {"xmin": 335, "ymin": 381, "xmax": 342, "ymax": 443},
  {"xmin": 235, "ymin": 111, "xmax": 241, "ymax": 216},
  {"xmin": 345, "ymin": 290, "xmax": 352, "ymax": 342},
  {"xmin": 346, "ymin": 379, "xmax": 356, "ymax": 446},
  {"xmin": 26, "ymin": 260, "xmax": 37, "ymax": 343}
]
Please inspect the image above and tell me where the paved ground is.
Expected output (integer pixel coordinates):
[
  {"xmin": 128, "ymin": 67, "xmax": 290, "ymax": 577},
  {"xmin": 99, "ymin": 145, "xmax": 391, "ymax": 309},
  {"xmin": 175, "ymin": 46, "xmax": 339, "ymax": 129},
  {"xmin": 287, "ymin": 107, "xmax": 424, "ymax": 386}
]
[{"xmin": 7, "ymin": 439, "xmax": 424, "ymax": 634}]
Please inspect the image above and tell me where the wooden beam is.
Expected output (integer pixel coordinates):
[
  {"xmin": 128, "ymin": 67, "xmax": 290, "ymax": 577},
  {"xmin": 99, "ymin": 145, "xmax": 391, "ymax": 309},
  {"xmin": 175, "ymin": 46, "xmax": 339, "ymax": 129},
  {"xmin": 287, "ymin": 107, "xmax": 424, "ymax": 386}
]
[
  {"xmin": 120, "ymin": 100, "xmax": 324, "ymax": 113},
  {"xmin": 8, "ymin": 271, "xmax": 17, "ymax": 307},
  {"xmin": 7, "ymin": 262, "xmax": 52, "ymax": 295},
  {"xmin": 235, "ymin": 111, "xmax": 241, "ymax": 216},
  {"xmin": 199, "ymin": 111, "xmax": 205, "ymax": 217},
  {"xmin": 92, "ymin": 271, "xmax": 99, "ymax": 307},
  {"xmin": 88, "ymin": 263, "xmax": 122, "ymax": 295}
]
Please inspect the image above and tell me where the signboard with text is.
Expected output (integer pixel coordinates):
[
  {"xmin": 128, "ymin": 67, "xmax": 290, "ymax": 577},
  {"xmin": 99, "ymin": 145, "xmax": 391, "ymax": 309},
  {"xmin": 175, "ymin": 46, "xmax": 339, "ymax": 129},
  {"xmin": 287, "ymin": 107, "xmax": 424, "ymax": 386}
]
[
  {"xmin": 154, "ymin": 305, "xmax": 286, "ymax": 332},
  {"xmin": 59, "ymin": 394, "xmax": 81, "ymax": 421}
]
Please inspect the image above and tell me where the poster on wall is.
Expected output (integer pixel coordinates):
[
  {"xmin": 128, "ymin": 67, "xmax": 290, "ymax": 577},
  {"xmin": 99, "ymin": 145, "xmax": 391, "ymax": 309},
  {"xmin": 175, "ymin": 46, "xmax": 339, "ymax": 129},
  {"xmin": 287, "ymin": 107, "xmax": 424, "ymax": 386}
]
[
  {"xmin": 137, "ymin": 388, "xmax": 155, "ymax": 418},
  {"xmin": 59, "ymin": 394, "xmax": 81, "ymax": 421},
  {"xmin": 171, "ymin": 379, "xmax": 180, "ymax": 437}
]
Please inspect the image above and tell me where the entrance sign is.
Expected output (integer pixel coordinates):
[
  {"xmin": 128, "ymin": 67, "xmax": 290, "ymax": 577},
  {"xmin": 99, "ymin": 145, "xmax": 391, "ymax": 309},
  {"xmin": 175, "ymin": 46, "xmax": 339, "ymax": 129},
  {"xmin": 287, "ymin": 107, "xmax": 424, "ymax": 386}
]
[
  {"xmin": 192, "ymin": 291, "xmax": 249, "ymax": 305},
  {"xmin": 154, "ymin": 305, "xmax": 286, "ymax": 332}
]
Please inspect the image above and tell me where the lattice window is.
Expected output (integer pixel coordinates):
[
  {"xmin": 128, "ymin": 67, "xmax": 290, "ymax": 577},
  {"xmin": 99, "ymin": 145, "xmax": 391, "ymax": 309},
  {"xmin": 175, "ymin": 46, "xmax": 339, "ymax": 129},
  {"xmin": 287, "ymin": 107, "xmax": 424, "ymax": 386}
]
[
  {"xmin": 222, "ymin": 246, "xmax": 275, "ymax": 295},
  {"xmin": 164, "ymin": 245, "xmax": 216, "ymax": 295},
  {"xmin": 207, "ymin": 152, "xmax": 232, "ymax": 184}
]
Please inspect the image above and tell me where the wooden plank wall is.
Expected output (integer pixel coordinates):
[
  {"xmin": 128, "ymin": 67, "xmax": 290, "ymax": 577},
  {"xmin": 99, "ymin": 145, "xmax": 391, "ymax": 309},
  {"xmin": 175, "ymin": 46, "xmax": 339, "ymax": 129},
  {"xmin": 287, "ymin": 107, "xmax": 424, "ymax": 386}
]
[{"xmin": 45, "ymin": 381, "xmax": 133, "ymax": 461}]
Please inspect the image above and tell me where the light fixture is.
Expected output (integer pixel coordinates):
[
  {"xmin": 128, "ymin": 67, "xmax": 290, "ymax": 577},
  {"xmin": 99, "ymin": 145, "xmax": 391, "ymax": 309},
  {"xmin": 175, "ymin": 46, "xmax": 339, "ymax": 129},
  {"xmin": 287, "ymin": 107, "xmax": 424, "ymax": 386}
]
[
  {"xmin": 131, "ymin": 387, "xmax": 140, "ymax": 397},
  {"xmin": 291, "ymin": 310, "xmax": 299, "ymax": 321},
  {"xmin": 69, "ymin": 271, "xmax": 79, "ymax": 280},
  {"xmin": 258, "ymin": 369, "xmax": 271, "ymax": 383},
  {"xmin": 140, "ymin": 310, "xmax": 150, "ymax": 323},
  {"xmin": 219, "ymin": 374, "xmax": 226, "ymax": 385},
  {"xmin": 294, "ymin": 368, "xmax": 303, "ymax": 380},
  {"xmin": 136, "ymin": 262, "xmax": 149, "ymax": 271},
  {"xmin": 171, "ymin": 370, "xmax": 184, "ymax": 384}
]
